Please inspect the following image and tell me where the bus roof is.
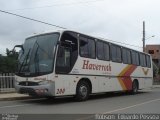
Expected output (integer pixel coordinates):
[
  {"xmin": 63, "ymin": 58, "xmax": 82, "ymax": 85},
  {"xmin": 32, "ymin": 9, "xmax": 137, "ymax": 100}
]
[{"xmin": 26, "ymin": 29, "xmax": 150, "ymax": 56}]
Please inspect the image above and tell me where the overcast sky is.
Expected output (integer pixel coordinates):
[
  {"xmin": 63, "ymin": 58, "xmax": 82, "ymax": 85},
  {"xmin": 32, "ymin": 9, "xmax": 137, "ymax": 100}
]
[{"xmin": 0, "ymin": 0, "xmax": 160, "ymax": 55}]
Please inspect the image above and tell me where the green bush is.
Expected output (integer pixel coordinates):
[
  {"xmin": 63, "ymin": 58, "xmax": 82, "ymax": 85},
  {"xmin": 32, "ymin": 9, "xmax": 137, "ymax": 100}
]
[{"xmin": 0, "ymin": 48, "xmax": 18, "ymax": 73}]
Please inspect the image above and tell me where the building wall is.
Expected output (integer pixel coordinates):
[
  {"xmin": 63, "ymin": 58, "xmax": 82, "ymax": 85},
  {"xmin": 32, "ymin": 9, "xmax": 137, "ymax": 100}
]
[
  {"xmin": 146, "ymin": 45, "xmax": 160, "ymax": 67},
  {"xmin": 146, "ymin": 45, "xmax": 160, "ymax": 59}
]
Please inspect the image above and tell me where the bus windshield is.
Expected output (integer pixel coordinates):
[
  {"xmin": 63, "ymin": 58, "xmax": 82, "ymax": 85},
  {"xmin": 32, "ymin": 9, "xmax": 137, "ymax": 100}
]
[{"xmin": 16, "ymin": 33, "xmax": 59, "ymax": 77}]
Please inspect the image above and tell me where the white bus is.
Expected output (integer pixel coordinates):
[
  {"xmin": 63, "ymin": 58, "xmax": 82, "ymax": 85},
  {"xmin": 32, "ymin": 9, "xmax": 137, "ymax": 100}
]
[{"xmin": 14, "ymin": 30, "xmax": 153, "ymax": 101}]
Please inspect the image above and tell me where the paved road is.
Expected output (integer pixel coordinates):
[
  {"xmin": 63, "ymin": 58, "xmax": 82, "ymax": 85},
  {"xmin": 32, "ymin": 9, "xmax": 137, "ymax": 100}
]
[{"xmin": 0, "ymin": 88, "xmax": 160, "ymax": 119}]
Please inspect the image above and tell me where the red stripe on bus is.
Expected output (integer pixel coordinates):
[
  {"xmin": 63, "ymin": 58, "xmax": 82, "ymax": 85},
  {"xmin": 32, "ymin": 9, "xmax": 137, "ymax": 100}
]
[{"xmin": 118, "ymin": 65, "xmax": 137, "ymax": 90}]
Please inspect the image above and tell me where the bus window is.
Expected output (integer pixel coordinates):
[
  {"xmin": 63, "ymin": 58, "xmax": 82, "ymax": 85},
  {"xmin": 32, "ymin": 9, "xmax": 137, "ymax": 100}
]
[
  {"xmin": 140, "ymin": 53, "xmax": 147, "ymax": 67},
  {"xmin": 56, "ymin": 46, "xmax": 71, "ymax": 73},
  {"xmin": 111, "ymin": 44, "xmax": 122, "ymax": 63},
  {"xmin": 135, "ymin": 52, "xmax": 140, "ymax": 65},
  {"xmin": 146, "ymin": 55, "xmax": 151, "ymax": 68},
  {"xmin": 131, "ymin": 51, "xmax": 139, "ymax": 66},
  {"xmin": 56, "ymin": 31, "xmax": 78, "ymax": 74},
  {"xmin": 97, "ymin": 41, "xmax": 110, "ymax": 61},
  {"xmin": 80, "ymin": 35, "xmax": 95, "ymax": 59},
  {"xmin": 104, "ymin": 43, "xmax": 110, "ymax": 60},
  {"xmin": 122, "ymin": 48, "xmax": 131, "ymax": 64},
  {"xmin": 97, "ymin": 41, "xmax": 104, "ymax": 60}
]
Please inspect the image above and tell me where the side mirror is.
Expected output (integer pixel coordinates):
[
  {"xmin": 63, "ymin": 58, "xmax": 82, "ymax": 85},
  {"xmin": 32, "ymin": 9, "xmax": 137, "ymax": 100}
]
[{"xmin": 12, "ymin": 45, "xmax": 24, "ymax": 54}]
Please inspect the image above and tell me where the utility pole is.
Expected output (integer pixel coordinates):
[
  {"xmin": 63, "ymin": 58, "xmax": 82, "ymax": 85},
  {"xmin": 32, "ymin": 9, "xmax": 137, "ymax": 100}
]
[{"xmin": 142, "ymin": 21, "xmax": 145, "ymax": 52}]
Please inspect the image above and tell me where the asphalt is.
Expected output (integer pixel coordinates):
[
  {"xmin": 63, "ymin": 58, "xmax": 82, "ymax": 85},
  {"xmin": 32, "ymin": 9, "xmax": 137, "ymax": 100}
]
[{"xmin": 0, "ymin": 85, "xmax": 159, "ymax": 101}]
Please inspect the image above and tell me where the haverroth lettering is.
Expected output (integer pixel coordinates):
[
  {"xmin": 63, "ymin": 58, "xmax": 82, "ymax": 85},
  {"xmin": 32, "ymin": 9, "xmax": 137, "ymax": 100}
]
[{"xmin": 82, "ymin": 60, "xmax": 111, "ymax": 71}]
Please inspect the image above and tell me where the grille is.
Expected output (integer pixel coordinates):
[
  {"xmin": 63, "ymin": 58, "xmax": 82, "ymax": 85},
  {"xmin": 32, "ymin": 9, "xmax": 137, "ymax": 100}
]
[{"xmin": 19, "ymin": 81, "xmax": 39, "ymax": 86}]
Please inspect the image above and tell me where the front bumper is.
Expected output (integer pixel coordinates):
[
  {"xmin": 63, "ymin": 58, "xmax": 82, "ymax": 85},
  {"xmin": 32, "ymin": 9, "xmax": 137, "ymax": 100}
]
[{"xmin": 15, "ymin": 82, "xmax": 55, "ymax": 97}]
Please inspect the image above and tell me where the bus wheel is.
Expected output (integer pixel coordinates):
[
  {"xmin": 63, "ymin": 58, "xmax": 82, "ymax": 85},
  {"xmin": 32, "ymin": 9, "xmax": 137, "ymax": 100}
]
[
  {"xmin": 131, "ymin": 81, "xmax": 138, "ymax": 94},
  {"xmin": 75, "ymin": 81, "xmax": 90, "ymax": 101}
]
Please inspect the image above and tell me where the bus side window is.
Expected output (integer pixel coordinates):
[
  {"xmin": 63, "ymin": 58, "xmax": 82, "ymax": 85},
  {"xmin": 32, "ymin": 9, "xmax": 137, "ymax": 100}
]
[
  {"xmin": 135, "ymin": 52, "xmax": 140, "ymax": 65},
  {"xmin": 122, "ymin": 48, "xmax": 131, "ymax": 64},
  {"xmin": 80, "ymin": 35, "xmax": 96, "ymax": 59},
  {"xmin": 146, "ymin": 55, "xmax": 151, "ymax": 68},
  {"xmin": 97, "ymin": 41, "xmax": 104, "ymax": 60},
  {"xmin": 97, "ymin": 41, "xmax": 110, "ymax": 61},
  {"xmin": 111, "ymin": 44, "xmax": 122, "ymax": 63},
  {"xmin": 103, "ymin": 43, "xmax": 110, "ymax": 61},
  {"xmin": 56, "ymin": 31, "xmax": 78, "ymax": 74},
  {"xmin": 140, "ymin": 53, "xmax": 147, "ymax": 67},
  {"xmin": 80, "ymin": 37, "xmax": 89, "ymax": 57},
  {"xmin": 56, "ymin": 46, "xmax": 71, "ymax": 73},
  {"xmin": 131, "ymin": 51, "xmax": 139, "ymax": 66}
]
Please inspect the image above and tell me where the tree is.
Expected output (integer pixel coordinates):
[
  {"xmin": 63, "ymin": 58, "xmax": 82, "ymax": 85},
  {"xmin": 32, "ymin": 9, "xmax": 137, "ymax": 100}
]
[{"xmin": 0, "ymin": 48, "xmax": 18, "ymax": 73}]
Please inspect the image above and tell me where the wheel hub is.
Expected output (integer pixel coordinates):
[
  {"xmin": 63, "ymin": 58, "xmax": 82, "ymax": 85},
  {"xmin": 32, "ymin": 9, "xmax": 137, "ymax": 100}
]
[{"xmin": 80, "ymin": 86, "xmax": 87, "ymax": 97}]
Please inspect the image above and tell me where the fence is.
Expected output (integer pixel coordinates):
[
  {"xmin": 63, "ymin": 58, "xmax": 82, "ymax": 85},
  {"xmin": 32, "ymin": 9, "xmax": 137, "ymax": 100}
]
[
  {"xmin": 153, "ymin": 75, "xmax": 160, "ymax": 85},
  {"xmin": 0, "ymin": 73, "xmax": 15, "ymax": 93}
]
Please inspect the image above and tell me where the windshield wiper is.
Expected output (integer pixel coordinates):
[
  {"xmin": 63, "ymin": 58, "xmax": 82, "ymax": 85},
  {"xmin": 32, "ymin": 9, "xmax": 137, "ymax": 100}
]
[
  {"xmin": 33, "ymin": 40, "xmax": 51, "ymax": 75},
  {"xmin": 18, "ymin": 49, "xmax": 31, "ymax": 74},
  {"xmin": 34, "ymin": 44, "xmax": 40, "ymax": 75}
]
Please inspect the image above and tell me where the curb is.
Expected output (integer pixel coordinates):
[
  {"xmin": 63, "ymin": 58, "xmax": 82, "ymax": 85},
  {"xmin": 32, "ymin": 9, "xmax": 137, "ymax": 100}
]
[
  {"xmin": 0, "ymin": 96, "xmax": 33, "ymax": 101},
  {"xmin": 152, "ymin": 85, "xmax": 160, "ymax": 88}
]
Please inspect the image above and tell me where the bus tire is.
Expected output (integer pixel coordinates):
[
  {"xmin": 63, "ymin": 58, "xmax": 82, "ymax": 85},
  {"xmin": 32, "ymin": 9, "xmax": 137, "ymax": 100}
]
[
  {"xmin": 75, "ymin": 81, "xmax": 90, "ymax": 101},
  {"xmin": 131, "ymin": 81, "xmax": 138, "ymax": 94}
]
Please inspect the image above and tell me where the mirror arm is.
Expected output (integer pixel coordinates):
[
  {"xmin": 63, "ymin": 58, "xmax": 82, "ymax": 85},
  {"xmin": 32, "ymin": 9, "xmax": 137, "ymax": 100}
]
[{"xmin": 12, "ymin": 45, "xmax": 24, "ymax": 53}]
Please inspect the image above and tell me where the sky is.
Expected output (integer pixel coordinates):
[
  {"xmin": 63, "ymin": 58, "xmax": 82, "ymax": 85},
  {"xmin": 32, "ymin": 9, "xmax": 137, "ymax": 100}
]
[{"xmin": 0, "ymin": 0, "xmax": 160, "ymax": 55}]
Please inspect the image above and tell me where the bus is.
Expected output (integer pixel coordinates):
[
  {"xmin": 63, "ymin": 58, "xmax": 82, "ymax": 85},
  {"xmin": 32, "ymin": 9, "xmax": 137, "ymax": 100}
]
[{"xmin": 14, "ymin": 30, "xmax": 153, "ymax": 101}]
